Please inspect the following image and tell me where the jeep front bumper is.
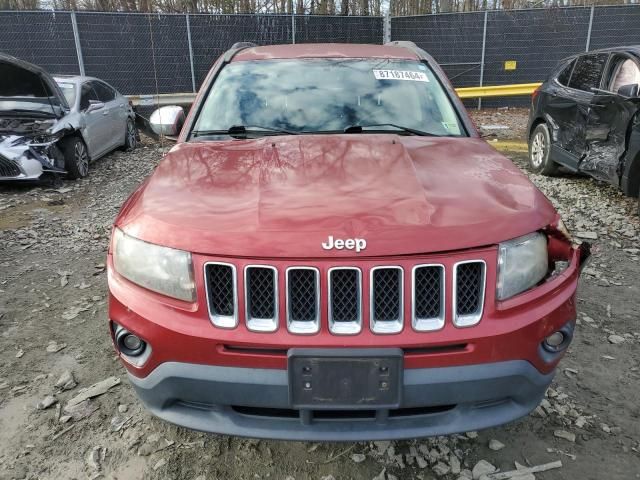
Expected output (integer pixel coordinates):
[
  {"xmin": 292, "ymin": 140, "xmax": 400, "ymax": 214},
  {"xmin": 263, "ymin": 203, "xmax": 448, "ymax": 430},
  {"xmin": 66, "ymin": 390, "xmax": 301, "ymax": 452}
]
[{"xmin": 129, "ymin": 359, "xmax": 552, "ymax": 441}]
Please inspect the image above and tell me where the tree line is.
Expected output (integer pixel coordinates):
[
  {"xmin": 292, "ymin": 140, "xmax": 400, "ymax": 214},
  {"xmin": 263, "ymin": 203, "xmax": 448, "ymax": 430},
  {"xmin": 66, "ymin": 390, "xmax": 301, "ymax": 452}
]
[{"xmin": 0, "ymin": 0, "xmax": 637, "ymax": 15}]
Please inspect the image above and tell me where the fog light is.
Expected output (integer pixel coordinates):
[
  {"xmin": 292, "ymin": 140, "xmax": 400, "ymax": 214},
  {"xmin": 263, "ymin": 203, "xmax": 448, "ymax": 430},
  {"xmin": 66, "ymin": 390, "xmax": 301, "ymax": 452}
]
[
  {"xmin": 123, "ymin": 334, "xmax": 142, "ymax": 351},
  {"xmin": 115, "ymin": 328, "xmax": 146, "ymax": 357},
  {"xmin": 543, "ymin": 331, "xmax": 566, "ymax": 351}
]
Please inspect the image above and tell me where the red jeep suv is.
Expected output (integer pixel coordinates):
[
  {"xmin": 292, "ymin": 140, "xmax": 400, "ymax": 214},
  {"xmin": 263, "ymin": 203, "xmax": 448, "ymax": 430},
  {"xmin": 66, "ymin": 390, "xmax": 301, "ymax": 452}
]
[{"xmin": 108, "ymin": 41, "xmax": 589, "ymax": 441}]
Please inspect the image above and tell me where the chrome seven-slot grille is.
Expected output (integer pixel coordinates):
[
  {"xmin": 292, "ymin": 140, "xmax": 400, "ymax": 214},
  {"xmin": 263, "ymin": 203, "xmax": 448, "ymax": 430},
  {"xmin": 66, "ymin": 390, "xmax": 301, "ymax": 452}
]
[{"xmin": 204, "ymin": 261, "xmax": 486, "ymax": 334}]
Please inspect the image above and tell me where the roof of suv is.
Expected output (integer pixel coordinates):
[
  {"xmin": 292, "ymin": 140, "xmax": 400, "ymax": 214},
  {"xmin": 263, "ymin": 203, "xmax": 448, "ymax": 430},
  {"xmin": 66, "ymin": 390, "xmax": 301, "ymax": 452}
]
[
  {"xmin": 232, "ymin": 43, "xmax": 419, "ymax": 62},
  {"xmin": 560, "ymin": 45, "xmax": 640, "ymax": 63},
  {"xmin": 591, "ymin": 45, "xmax": 640, "ymax": 54}
]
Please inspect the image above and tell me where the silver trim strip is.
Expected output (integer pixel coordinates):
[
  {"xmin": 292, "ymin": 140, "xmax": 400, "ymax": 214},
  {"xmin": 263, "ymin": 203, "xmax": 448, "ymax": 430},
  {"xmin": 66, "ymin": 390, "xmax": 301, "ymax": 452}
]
[
  {"xmin": 286, "ymin": 267, "xmax": 320, "ymax": 335},
  {"xmin": 411, "ymin": 264, "xmax": 446, "ymax": 332},
  {"xmin": 203, "ymin": 262, "xmax": 238, "ymax": 329},
  {"xmin": 244, "ymin": 265, "xmax": 279, "ymax": 333},
  {"xmin": 452, "ymin": 260, "xmax": 487, "ymax": 328},
  {"xmin": 370, "ymin": 266, "xmax": 404, "ymax": 334},
  {"xmin": 328, "ymin": 267, "xmax": 362, "ymax": 335}
]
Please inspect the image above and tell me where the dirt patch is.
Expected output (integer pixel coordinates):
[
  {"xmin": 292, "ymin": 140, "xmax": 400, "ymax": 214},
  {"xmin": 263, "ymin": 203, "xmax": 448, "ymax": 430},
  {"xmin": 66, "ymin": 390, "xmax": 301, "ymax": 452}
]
[
  {"xmin": 0, "ymin": 201, "xmax": 69, "ymax": 231},
  {"xmin": 1, "ymin": 123, "xmax": 639, "ymax": 480},
  {"xmin": 469, "ymin": 107, "xmax": 530, "ymax": 140}
]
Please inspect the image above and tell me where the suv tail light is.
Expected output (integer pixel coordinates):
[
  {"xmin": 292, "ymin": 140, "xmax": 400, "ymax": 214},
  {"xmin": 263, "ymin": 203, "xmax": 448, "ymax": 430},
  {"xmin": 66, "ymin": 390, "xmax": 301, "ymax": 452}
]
[{"xmin": 531, "ymin": 85, "xmax": 541, "ymax": 105}]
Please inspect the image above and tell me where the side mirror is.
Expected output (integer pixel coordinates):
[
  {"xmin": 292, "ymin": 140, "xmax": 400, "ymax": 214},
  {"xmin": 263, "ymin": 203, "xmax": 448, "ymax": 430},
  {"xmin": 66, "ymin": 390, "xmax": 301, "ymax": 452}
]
[
  {"xmin": 150, "ymin": 106, "xmax": 185, "ymax": 136},
  {"xmin": 86, "ymin": 100, "xmax": 104, "ymax": 113},
  {"xmin": 617, "ymin": 83, "xmax": 639, "ymax": 98}
]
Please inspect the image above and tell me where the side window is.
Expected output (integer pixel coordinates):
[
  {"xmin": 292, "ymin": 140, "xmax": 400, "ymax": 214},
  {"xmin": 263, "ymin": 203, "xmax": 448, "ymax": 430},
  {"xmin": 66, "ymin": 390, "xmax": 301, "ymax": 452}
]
[
  {"xmin": 91, "ymin": 81, "xmax": 116, "ymax": 102},
  {"xmin": 609, "ymin": 57, "xmax": 640, "ymax": 93},
  {"xmin": 568, "ymin": 54, "xmax": 609, "ymax": 92},
  {"xmin": 79, "ymin": 83, "xmax": 98, "ymax": 111},
  {"xmin": 556, "ymin": 60, "xmax": 575, "ymax": 86}
]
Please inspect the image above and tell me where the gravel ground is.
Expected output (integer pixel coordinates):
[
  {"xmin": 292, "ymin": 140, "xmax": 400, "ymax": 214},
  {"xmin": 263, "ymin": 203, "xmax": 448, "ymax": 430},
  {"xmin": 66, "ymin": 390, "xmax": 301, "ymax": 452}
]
[
  {"xmin": 1, "ymin": 115, "xmax": 639, "ymax": 480},
  {"xmin": 471, "ymin": 108, "xmax": 529, "ymax": 140}
]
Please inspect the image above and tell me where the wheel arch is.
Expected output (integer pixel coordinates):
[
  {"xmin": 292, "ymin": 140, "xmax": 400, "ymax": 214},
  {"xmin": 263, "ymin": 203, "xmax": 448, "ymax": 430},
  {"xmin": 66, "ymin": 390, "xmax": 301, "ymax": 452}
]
[
  {"xmin": 620, "ymin": 115, "xmax": 640, "ymax": 197},
  {"xmin": 622, "ymin": 150, "xmax": 640, "ymax": 197},
  {"xmin": 528, "ymin": 117, "xmax": 547, "ymax": 140},
  {"xmin": 58, "ymin": 129, "xmax": 91, "ymax": 161}
]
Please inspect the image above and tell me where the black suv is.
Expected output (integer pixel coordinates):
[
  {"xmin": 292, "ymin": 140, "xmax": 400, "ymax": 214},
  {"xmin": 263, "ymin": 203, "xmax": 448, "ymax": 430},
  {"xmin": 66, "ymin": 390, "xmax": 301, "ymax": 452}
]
[{"xmin": 527, "ymin": 46, "xmax": 640, "ymax": 212}]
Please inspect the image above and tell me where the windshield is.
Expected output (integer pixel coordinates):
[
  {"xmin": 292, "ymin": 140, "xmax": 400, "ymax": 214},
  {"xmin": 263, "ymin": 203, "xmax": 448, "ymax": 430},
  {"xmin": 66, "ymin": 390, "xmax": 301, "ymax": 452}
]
[
  {"xmin": 56, "ymin": 81, "xmax": 76, "ymax": 107},
  {"xmin": 192, "ymin": 59, "xmax": 464, "ymax": 138}
]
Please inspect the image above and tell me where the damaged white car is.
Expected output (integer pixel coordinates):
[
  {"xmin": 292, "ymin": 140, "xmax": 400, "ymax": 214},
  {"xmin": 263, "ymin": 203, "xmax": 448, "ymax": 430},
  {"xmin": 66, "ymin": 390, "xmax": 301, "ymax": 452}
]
[{"xmin": 0, "ymin": 53, "xmax": 137, "ymax": 182}]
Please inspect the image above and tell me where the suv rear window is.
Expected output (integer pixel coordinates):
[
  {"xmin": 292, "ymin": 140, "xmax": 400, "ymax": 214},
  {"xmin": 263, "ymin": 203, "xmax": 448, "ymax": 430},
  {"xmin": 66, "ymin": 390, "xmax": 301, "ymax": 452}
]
[
  {"xmin": 193, "ymin": 58, "xmax": 465, "ymax": 137},
  {"xmin": 568, "ymin": 54, "xmax": 608, "ymax": 92},
  {"xmin": 556, "ymin": 60, "xmax": 575, "ymax": 86}
]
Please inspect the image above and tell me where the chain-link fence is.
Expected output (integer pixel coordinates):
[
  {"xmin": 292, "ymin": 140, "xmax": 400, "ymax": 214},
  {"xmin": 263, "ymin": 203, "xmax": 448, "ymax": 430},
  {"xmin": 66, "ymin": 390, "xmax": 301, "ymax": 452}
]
[
  {"xmin": 1, "ymin": 7, "xmax": 639, "ymax": 105},
  {"xmin": 0, "ymin": 11, "xmax": 383, "ymax": 96},
  {"xmin": 391, "ymin": 5, "xmax": 640, "ymax": 107}
]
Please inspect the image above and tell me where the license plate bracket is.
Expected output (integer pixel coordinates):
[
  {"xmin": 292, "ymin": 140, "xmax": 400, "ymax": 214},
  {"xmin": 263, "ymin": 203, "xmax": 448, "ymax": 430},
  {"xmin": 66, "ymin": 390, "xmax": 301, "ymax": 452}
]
[{"xmin": 288, "ymin": 348, "xmax": 403, "ymax": 409}]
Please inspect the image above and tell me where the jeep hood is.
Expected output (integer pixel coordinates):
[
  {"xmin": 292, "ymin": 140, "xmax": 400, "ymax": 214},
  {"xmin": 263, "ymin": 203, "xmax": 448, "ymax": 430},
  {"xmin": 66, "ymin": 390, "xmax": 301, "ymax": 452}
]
[
  {"xmin": 0, "ymin": 53, "xmax": 68, "ymax": 116},
  {"xmin": 117, "ymin": 135, "xmax": 557, "ymax": 257}
]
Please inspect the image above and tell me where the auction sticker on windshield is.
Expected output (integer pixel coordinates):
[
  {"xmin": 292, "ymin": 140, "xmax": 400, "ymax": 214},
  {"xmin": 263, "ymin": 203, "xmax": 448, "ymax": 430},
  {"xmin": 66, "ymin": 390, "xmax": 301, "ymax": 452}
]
[{"xmin": 373, "ymin": 70, "xmax": 429, "ymax": 82}]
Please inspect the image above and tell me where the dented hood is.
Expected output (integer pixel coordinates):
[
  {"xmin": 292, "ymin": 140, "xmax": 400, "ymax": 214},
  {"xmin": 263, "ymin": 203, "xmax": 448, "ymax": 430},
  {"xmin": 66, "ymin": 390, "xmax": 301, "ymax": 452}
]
[
  {"xmin": 116, "ymin": 135, "xmax": 557, "ymax": 257},
  {"xmin": 0, "ymin": 53, "xmax": 68, "ymax": 114}
]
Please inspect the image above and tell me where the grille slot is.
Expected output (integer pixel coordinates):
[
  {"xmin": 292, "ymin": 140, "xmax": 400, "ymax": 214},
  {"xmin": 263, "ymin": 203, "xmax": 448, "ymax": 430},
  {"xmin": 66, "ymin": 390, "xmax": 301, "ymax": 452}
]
[
  {"xmin": 370, "ymin": 267, "xmax": 403, "ymax": 334},
  {"xmin": 286, "ymin": 267, "xmax": 320, "ymax": 334},
  {"xmin": 328, "ymin": 268, "xmax": 362, "ymax": 334},
  {"xmin": 0, "ymin": 155, "xmax": 21, "ymax": 178},
  {"xmin": 204, "ymin": 263, "xmax": 237, "ymax": 328},
  {"xmin": 453, "ymin": 261, "xmax": 486, "ymax": 327},
  {"xmin": 412, "ymin": 264, "xmax": 445, "ymax": 331},
  {"xmin": 245, "ymin": 266, "xmax": 278, "ymax": 332}
]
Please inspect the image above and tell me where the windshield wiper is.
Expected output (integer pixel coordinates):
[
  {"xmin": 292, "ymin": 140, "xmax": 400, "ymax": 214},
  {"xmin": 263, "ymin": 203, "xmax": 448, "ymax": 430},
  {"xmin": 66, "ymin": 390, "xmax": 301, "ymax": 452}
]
[
  {"xmin": 343, "ymin": 123, "xmax": 440, "ymax": 137},
  {"xmin": 192, "ymin": 125, "xmax": 298, "ymax": 138}
]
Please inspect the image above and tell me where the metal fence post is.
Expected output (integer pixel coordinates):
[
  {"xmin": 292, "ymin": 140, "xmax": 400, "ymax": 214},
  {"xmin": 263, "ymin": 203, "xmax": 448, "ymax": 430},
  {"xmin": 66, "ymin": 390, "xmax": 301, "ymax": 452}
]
[
  {"xmin": 478, "ymin": 9, "xmax": 488, "ymax": 110},
  {"xmin": 383, "ymin": 12, "xmax": 391, "ymax": 44},
  {"xmin": 70, "ymin": 10, "xmax": 85, "ymax": 76},
  {"xmin": 291, "ymin": 14, "xmax": 296, "ymax": 44},
  {"xmin": 585, "ymin": 5, "xmax": 595, "ymax": 52},
  {"xmin": 185, "ymin": 13, "xmax": 197, "ymax": 93}
]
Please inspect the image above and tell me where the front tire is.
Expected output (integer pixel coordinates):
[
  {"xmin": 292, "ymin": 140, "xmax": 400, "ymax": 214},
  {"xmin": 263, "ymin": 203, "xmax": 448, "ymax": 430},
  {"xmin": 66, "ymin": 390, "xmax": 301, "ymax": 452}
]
[
  {"xmin": 62, "ymin": 137, "xmax": 89, "ymax": 180},
  {"xmin": 528, "ymin": 123, "xmax": 559, "ymax": 176}
]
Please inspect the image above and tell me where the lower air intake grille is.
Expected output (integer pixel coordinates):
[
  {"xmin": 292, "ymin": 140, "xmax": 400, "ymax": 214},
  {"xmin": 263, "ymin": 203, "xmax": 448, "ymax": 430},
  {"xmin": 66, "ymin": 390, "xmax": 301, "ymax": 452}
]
[{"xmin": 0, "ymin": 155, "xmax": 20, "ymax": 177}]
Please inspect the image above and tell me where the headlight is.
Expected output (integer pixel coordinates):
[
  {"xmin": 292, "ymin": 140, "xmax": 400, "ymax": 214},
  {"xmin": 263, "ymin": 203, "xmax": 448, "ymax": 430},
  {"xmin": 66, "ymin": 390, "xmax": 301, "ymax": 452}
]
[
  {"xmin": 497, "ymin": 232, "xmax": 548, "ymax": 300},
  {"xmin": 113, "ymin": 228, "xmax": 195, "ymax": 302}
]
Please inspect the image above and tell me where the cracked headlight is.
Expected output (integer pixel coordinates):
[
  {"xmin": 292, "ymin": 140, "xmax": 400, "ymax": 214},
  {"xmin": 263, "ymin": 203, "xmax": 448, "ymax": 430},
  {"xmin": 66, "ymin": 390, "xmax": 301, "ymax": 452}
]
[
  {"xmin": 497, "ymin": 232, "xmax": 548, "ymax": 301},
  {"xmin": 113, "ymin": 228, "xmax": 195, "ymax": 302}
]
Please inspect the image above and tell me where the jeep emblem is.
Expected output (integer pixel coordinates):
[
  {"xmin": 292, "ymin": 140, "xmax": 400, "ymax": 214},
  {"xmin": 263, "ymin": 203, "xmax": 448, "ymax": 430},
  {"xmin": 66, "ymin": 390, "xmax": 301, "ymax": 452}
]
[{"xmin": 321, "ymin": 235, "xmax": 367, "ymax": 253}]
